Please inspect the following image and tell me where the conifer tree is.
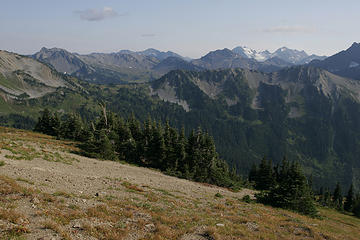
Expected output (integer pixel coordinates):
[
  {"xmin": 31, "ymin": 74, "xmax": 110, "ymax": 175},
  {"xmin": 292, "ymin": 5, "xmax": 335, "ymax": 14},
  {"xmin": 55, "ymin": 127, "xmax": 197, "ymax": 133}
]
[
  {"xmin": 333, "ymin": 182, "xmax": 343, "ymax": 210},
  {"xmin": 344, "ymin": 183, "xmax": 354, "ymax": 212},
  {"xmin": 50, "ymin": 112, "xmax": 61, "ymax": 137},
  {"xmin": 96, "ymin": 129, "xmax": 117, "ymax": 161},
  {"xmin": 116, "ymin": 119, "xmax": 136, "ymax": 162},
  {"xmin": 256, "ymin": 157, "xmax": 274, "ymax": 190},
  {"xmin": 148, "ymin": 122, "xmax": 166, "ymax": 169},
  {"xmin": 353, "ymin": 194, "xmax": 360, "ymax": 218},
  {"xmin": 175, "ymin": 127, "xmax": 187, "ymax": 174},
  {"xmin": 248, "ymin": 163, "xmax": 258, "ymax": 183},
  {"xmin": 62, "ymin": 113, "xmax": 83, "ymax": 140},
  {"xmin": 324, "ymin": 188, "xmax": 332, "ymax": 207},
  {"xmin": 34, "ymin": 108, "xmax": 53, "ymax": 135},
  {"xmin": 259, "ymin": 158, "xmax": 317, "ymax": 216}
]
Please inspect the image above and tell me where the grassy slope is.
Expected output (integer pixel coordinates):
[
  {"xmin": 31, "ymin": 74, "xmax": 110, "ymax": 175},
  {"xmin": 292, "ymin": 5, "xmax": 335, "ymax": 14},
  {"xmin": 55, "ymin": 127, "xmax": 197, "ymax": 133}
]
[{"xmin": 0, "ymin": 127, "xmax": 360, "ymax": 240}]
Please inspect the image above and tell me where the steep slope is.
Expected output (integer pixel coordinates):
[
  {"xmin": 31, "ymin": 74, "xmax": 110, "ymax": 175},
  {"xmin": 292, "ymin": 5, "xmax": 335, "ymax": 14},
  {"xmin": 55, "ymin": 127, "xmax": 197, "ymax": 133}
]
[
  {"xmin": 0, "ymin": 50, "xmax": 78, "ymax": 99},
  {"xmin": 310, "ymin": 42, "xmax": 360, "ymax": 80},
  {"xmin": 150, "ymin": 67, "xmax": 360, "ymax": 189}
]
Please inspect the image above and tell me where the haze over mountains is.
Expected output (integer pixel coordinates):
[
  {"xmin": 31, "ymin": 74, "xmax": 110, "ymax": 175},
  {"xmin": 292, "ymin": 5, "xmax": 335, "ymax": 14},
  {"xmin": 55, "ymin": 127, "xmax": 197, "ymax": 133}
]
[{"xmin": 31, "ymin": 45, "xmax": 326, "ymax": 84}]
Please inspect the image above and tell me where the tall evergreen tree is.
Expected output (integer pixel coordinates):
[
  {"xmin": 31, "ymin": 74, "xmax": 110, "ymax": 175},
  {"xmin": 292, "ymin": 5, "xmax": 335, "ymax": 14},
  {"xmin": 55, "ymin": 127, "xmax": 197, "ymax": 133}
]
[
  {"xmin": 148, "ymin": 122, "xmax": 166, "ymax": 169},
  {"xmin": 333, "ymin": 182, "xmax": 343, "ymax": 210},
  {"xmin": 353, "ymin": 194, "xmax": 360, "ymax": 218},
  {"xmin": 248, "ymin": 163, "xmax": 258, "ymax": 183},
  {"xmin": 175, "ymin": 127, "xmax": 187, "ymax": 174},
  {"xmin": 96, "ymin": 129, "xmax": 117, "ymax": 161},
  {"xmin": 62, "ymin": 113, "xmax": 83, "ymax": 140},
  {"xmin": 256, "ymin": 157, "xmax": 274, "ymax": 190},
  {"xmin": 34, "ymin": 108, "xmax": 56, "ymax": 135},
  {"xmin": 344, "ymin": 183, "xmax": 354, "ymax": 212},
  {"xmin": 258, "ymin": 158, "xmax": 317, "ymax": 216}
]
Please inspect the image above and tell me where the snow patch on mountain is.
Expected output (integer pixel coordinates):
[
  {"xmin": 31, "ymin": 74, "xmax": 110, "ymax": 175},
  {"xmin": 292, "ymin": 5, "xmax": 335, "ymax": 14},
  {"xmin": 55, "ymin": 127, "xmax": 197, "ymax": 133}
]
[
  {"xmin": 232, "ymin": 46, "xmax": 326, "ymax": 65},
  {"xmin": 232, "ymin": 46, "xmax": 270, "ymax": 62},
  {"xmin": 349, "ymin": 61, "xmax": 360, "ymax": 68}
]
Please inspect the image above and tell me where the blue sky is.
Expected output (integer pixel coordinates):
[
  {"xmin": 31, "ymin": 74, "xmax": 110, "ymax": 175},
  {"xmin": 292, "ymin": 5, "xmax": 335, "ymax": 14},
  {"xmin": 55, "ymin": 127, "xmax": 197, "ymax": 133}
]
[{"xmin": 1, "ymin": 0, "xmax": 359, "ymax": 58}]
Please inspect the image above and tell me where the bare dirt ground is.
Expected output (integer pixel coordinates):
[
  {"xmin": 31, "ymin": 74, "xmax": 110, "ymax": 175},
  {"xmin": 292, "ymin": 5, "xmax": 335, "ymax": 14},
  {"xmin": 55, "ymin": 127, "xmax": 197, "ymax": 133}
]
[{"xmin": 0, "ymin": 149, "xmax": 252, "ymax": 203}]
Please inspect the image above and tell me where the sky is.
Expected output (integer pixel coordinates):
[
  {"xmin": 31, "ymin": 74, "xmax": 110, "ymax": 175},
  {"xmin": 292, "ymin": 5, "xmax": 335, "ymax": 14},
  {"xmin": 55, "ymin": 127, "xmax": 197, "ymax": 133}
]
[{"xmin": 1, "ymin": 0, "xmax": 359, "ymax": 58}]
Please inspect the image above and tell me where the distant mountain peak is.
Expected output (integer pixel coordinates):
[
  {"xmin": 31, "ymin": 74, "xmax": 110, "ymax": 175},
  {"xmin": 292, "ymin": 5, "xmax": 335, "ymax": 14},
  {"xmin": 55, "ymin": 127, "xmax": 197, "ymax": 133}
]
[
  {"xmin": 350, "ymin": 42, "xmax": 360, "ymax": 48},
  {"xmin": 310, "ymin": 42, "xmax": 360, "ymax": 80},
  {"xmin": 232, "ymin": 45, "xmax": 323, "ymax": 64},
  {"xmin": 348, "ymin": 42, "xmax": 360, "ymax": 53},
  {"xmin": 200, "ymin": 48, "xmax": 237, "ymax": 60},
  {"xmin": 232, "ymin": 46, "xmax": 270, "ymax": 61}
]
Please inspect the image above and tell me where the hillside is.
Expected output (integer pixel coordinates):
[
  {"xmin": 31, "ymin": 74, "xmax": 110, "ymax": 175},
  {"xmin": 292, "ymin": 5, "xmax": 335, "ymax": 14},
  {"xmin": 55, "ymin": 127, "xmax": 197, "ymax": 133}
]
[
  {"xmin": 310, "ymin": 42, "xmax": 360, "ymax": 80},
  {"xmin": 150, "ymin": 67, "xmax": 360, "ymax": 190},
  {"xmin": 0, "ymin": 50, "xmax": 79, "ymax": 99},
  {"xmin": 1, "ymin": 127, "xmax": 360, "ymax": 239}
]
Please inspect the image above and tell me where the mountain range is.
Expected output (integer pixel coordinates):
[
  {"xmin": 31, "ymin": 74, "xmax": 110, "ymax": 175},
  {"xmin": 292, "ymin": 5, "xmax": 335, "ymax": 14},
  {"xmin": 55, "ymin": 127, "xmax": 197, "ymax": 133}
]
[
  {"xmin": 31, "ymin": 46, "xmax": 326, "ymax": 84},
  {"xmin": 2, "ymin": 42, "xmax": 360, "ymax": 190}
]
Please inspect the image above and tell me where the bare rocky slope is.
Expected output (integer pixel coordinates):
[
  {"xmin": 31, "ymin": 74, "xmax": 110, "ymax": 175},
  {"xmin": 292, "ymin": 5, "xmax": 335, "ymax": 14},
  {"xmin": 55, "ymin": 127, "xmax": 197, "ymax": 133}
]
[{"xmin": 0, "ymin": 50, "xmax": 77, "ymax": 99}]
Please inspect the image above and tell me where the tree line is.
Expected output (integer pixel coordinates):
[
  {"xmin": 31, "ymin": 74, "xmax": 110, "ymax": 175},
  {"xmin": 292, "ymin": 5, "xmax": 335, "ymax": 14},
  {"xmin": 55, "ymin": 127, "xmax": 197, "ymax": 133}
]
[
  {"xmin": 317, "ymin": 182, "xmax": 360, "ymax": 218},
  {"xmin": 34, "ymin": 108, "xmax": 241, "ymax": 189},
  {"xmin": 249, "ymin": 157, "xmax": 360, "ymax": 218},
  {"xmin": 249, "ymin": 157, "xmax": 317, "ymax": 216}
]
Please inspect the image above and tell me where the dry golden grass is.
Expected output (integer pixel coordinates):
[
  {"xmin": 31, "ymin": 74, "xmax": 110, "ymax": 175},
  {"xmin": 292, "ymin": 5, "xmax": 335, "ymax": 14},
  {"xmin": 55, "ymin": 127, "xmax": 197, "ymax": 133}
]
[
  {"xmin": 0, "ymin": 126, "xmax": 79, "ymax": 164},
  {"xmin": 42, "ymin": 220, "xmax": 72, "ymax": 240},
  {"xmin": 121, "ymin": 180, "xmax": 145, "ymax": 192},
  {"xmin": 2, "ymin": 174, "xmax": 360, "ymax": 240},
  {"xmin": 0, "ymin": 208, "xmax": 26, "ymax": 224}
]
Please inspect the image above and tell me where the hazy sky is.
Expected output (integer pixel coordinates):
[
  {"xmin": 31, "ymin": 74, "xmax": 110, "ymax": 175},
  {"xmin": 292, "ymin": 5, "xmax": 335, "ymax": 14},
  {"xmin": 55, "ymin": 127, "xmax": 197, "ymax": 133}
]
[{"xmin": 1, "ymin": 0, "xmax": 359, "ymax": 58}]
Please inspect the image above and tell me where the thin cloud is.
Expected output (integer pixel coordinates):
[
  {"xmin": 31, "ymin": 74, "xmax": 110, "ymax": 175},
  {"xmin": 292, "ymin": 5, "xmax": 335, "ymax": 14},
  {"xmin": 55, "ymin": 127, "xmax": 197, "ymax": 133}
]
[
  {"xmin": 75, "ymin": 7, "xmax": 120, "ymax": 21},
  {"xmin": 263, "ymin": 26, "xmax": 316, "ymax": 34},
  {"xmin": 141, "ymin": 34, "xmax": 156, "ymax": 38}
]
